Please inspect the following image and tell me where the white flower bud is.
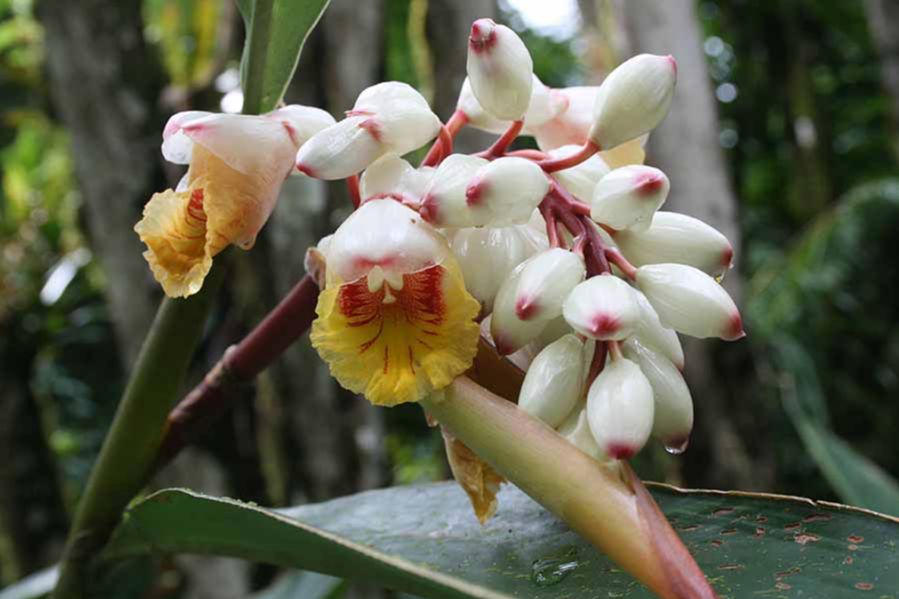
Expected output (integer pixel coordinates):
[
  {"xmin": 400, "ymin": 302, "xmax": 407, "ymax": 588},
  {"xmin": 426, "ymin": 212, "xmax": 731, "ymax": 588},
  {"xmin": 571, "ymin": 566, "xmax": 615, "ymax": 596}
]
[
  {"xmin": 420, "ymin": 154, "xmax": 489, "ymax": 227},
  {"xmin": 558, "ymin": 407, "xmax": 605, "ymax": 460},
  {"xmin": 519, "ymin": 334, "xmax": 588, "ymax": 428},
  {"xmin": 633, "ymin": 289, "xmax": 684, "ymax": 369},
  {"xmin": 265, "ymin": 105, "xmax": 337, "ymax": 148},
  {"xmin": 458, "ymin": 75, "xmax": 565, "ymax": 134},
  {"xmin": 449, "ymin": 224, "xmax": 545, "ymax": 308},
  {"xmin": 326, "ymin": 199, "xmax": 448, "ymax": 284},
  {"xmin": 490, "ymin": 262, "xmax": 549, "ymax": 355},
  {"xmin": 588, "ymin": 54, "xmax": 677, "ymax": 150},
  {"xmin": 533, "ymin": 315, "xmax": 576, "ymax": 351},
  {"xmin": 562, "ymin": 274, "xmax": 640, "ymax": 340},
  {"xmin": 465, "ymin": 157, "xmax": 549, "ymax": 226},
  {"xmin": 514, "ymin": 249, "xmax": 585, "ymax": 321},
  {"xmin": 623, "ymin": 339, "xmax": 693, "ymax": 449},
  {"xmin": 530, "ymin": 86, "xmax": 597, "ymax": 150},
  {"xmin": 614, "ymin": 211, "xmax": 734, "ymax": 278},
  {"xmin": 590, "ymin": 165, "xmax": 669, "ymax": 232},
  {"xmin": 360, "ymin": 154, "xmax": 433, "ymax": 205},
  {"xmin": 548, "ymin": 145, "xmax": 611, "ymax": 202},
  {"xmin": 162, "ymin": 110, "xmax": 213, "ymax": 164},
  {"xmin": 587, "ymin": 357, "xmax": 655, "ymax": 460},
  {"xmin": 296, "ymin": 82, "xmax": 440, "ymax": 180},
  {"xmin": 635, "ymin": 263, "xmax": 744, "ymax": 340},
  {"xmin": 466, "ymin": 19, "xmax": 534, "ymax": 121}
]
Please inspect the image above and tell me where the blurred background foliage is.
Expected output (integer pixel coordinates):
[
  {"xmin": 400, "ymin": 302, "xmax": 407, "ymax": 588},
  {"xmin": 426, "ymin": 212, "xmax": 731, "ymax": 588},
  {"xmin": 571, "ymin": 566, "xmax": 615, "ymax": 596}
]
[{"xmin": 1, "ymin": 0, "xmax": 898, "ymax": 595}]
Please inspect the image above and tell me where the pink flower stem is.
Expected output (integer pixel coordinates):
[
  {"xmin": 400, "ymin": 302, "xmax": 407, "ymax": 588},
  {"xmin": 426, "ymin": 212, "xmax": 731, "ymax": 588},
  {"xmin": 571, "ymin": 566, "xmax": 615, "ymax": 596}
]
[
  {"xmin": 537, "ymin": 140, "xmax": 600, "ymax": 173},
  {"xmin": 421, "ymin": 110, "xmax": 468, "ymax": 167},
  {"xmin": 155, "ymin": 274, "xmax": 320, "ymax": 469},
  {"xmin": 347, "ymin": 174, "xmax": 361, "ymax": 209},
  {"xmin": 540, "ymin": 202, "xmax": 562, "ymax": 248},
  {"xmin": 605, "ymin": 247, "xmax": 638, "ymax": 280},
  {"xmin": 478, "ymin": 119, "xmax": 524, "ymax": 159}
]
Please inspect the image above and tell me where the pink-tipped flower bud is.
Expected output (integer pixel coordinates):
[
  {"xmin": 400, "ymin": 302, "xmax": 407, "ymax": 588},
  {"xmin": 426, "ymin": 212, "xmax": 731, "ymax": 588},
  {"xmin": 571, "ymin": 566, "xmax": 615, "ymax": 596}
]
[
  {"xmin": 466, "ymin": 19, "xmax": 534, "ymax": 120},
  {"xmin": 548, "ymin": 145, "xmax": 611, "ymax": 202},
  {"xmin": 419, "ymin": 154, "xmax": 489, "ymax": 227},
  {"xmin": 635, "ymin": 263, "xmax": 744, "ymax": 340},
  {"xmin": 562, "ymin": 274, "xmax": 640, "ymax": 340},
  {"xmin": 359, "ymin": 154, "xmax": 433, "ymax": 206},
  {"xmin": 519, "ymin": 334, "xmax": 588, "ymax": 428},
  {"xmin": 587, "ymin": 357, "xmax": 655, "ymax": 460},
  {"xmin": 623, "ymin": 339, "xmax": 693, "ymax": 449},
  {"xmin": 514, "ymin": 248, "xmax": 586, "ymax": 321},
  {"xmin": 449, "ymin": 224, "xmax": 546, "ymax": 309},
  {"xmin": 558, "ymin": 407, "xmax": 605, "ymax": 461},
  {"xmin": 465, "ymin": 157, "xmax": 550, "ymax": 226},
  {"xmin": 590, "ymin": 165, "xmax": 669, "ymax": 231},
  {"xmin": 588, "ymin": 54, "xmax": 677, "ymax": 150},
  {"xmin": 458, "ymin": 75, "xmax": 566, "ymax": 134},
  {"xmin": 490, "ymin": 262, "xmax": 549, "ymax": 355},
  {"xmin": 265, "ymin": 105, "xmax": 337, "ymax": 149},
  {"xmin": 633, "ymin": 289, "xmax": 684, "ymax": 369},
  {"xmin": 296, "ymin": 82, "xmax": 440, "ymax": 180},
  {"xmin": 614, "ymin": 211, "xmax": 734, "ymax": 278}
]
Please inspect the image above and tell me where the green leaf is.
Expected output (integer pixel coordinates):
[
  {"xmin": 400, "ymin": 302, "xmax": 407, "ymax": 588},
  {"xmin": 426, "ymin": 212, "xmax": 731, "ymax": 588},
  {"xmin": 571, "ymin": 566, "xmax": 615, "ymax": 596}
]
[
  {"xmin": 238, "ymin": 0, "xmax": 331, "ymax": 114},
  {"xmin": 102, "ymin": 482, "xmax": 899, "ymax": 598}
]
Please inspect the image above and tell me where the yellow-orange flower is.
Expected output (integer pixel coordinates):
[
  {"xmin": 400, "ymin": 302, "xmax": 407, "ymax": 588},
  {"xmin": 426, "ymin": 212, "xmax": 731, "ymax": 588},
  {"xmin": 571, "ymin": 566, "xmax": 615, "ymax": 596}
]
[
  {"xmin": 135, "ymin": 107, "xmax": 335, "ymax": 297},
  {"xmin": 310, "ymin": 199, "xmax": 480, "ymax": 406}
]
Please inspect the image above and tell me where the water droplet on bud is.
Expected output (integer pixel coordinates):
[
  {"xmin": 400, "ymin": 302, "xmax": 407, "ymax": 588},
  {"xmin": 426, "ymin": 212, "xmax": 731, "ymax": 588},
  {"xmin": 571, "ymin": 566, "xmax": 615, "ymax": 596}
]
[{"xmin": 664, "ymin": 437, "xmax": 690, "ymax": 455}]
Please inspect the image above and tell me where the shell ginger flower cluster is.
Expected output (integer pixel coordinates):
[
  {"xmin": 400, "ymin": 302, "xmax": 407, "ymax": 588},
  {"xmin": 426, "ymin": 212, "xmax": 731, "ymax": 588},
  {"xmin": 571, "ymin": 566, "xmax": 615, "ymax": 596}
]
[{"xmin": 137, "ymin": 17, "xmax": 745, "ymax": 467}]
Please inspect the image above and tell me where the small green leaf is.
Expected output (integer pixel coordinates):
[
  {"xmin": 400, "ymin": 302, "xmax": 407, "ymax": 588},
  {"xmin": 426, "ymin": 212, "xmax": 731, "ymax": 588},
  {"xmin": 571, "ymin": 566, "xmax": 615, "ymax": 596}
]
[
  {"xmin": 102, "ymin": 482, "xmax": 899, "ymax": 598},
  {"xmin": 238, "ymin": 0, "xmax": 331, "ymax": 114}
]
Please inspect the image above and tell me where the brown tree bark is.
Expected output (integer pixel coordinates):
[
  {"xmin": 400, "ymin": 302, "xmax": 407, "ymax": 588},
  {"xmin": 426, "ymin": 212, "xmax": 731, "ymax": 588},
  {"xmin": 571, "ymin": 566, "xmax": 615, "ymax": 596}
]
[
  {"xmin": 865, "ymin": 0, "xmax": 899, "ymax": 162},
  {"xmin": 618, "ymin": 0, "xmax": 772, "ymax": 490}
]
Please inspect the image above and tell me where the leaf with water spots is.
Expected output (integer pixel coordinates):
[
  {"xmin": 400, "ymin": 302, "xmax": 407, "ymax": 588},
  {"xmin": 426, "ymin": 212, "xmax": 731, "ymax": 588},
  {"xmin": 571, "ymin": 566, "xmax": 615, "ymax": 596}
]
[{"xmin": 90, "ymin": 482, "xmax": 899, "ymax": 598}]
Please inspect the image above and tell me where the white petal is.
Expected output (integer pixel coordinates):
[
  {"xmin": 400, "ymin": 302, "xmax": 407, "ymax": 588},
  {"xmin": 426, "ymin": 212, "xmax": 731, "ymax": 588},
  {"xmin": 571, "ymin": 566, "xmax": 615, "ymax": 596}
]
[
  {"xmin": 466, "ymin": 19, "xmax": 534, "ymax": 121},
  {"xmin": 562, "ymin": 274, "xmax": 640, "ymax": 340},
  {"xmin": 265, "ymin": 104, "xmax": 337, "ymax": 148},
  {"xmin": 490, "ymin": 262, "xmax": 548, "ymax": 355},
  {"xmin": 519, "ymin": 334, "xmax": 587, "ymax": 428},
  {"xmin": 633, "ymin": 289, "xmax": 684, "ymax": 369},
  {"xmin": 623, "ymin": 339, "xmax": 693, "ymax": 447},
  {"xmin": 515, "ymin": 248, "xmax": 585, "ymax": 321},
  {"xmin": 614, "ymin": 211, "xmax": 734, "ymax": 278},
  {"xmin": 549, "ymin": 144, "xmax": 611, "ymax": 202},
  {"xmin": 295, "ymin": 117, "xmax": 384, "ymax": 180},
  {"xmin": 523, "ymin": 76, "xmax": 568, "ymax": 128},
  {"xmin": 360, "ymin": 153, "xmax": 432, "ymax": 205},
  {"xmin": 420, "ymin": 154, "xmax": 489, "ymax": 227},
  {"xmin": 466, "ymin": 157, "xmax": 549, "ymax": 226},
  {"xmin": 326, "ymin": 199, "xmax": 448, "ymax": 283},
  {"xmin": 530, "ymin": 86, "xmax": 597, "ymax": 150},
  {"xmin": 449, "ymin": 224, "xmax": 545, "ymax": 308},
  {"xmin": 161, "ymin": 110, "xmax": 213, "ymax": 164},
  {"xmin": 352, "ymin": 81, "xmax": 441, "ymax": 155},
  {"xmin": 587, "ymin": 357, "xmax": 655, "ymax": 459},
  {"xmin": 558, "ymin": 406, "xmax": 605, "ymax": 460},
  {"xmin": 635, "ymin": 263, "xmax": 744, "ymax": 340},
  {"xmin": 180, "ymin": 113, "xmax": 297, "ymax": 176},
  {"xmin": 588, "ymin": 54, "xmax": 677, "ymax": 150},
  {"xmin": 591, "ymin": 165, "xmax": 669, "ymax": 231}
]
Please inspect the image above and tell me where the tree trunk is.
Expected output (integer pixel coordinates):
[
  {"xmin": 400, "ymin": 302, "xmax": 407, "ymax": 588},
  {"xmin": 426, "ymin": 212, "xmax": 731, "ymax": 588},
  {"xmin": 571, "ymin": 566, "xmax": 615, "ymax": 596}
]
[
  {"xmin": 619, "ymin": 0, "xmax": 772, "ymax": 490},
  {"xmin": 865, "ymin": 0, "xmax": 899, "ymax": 162}
]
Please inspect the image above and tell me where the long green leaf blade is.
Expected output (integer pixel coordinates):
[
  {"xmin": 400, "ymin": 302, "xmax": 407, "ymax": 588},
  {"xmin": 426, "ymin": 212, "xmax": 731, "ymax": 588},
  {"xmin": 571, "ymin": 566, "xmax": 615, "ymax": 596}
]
[{"xmin": 101, "ymin": 483, "xmax": 899, "ymax": 598}]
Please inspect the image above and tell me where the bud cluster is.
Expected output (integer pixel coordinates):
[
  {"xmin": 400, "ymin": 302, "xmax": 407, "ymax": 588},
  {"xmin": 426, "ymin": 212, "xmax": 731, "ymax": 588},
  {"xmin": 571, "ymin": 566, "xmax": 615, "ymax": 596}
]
[{"xmin": 286, "ymin": 18, "xmax": 744, "ymax": 459}]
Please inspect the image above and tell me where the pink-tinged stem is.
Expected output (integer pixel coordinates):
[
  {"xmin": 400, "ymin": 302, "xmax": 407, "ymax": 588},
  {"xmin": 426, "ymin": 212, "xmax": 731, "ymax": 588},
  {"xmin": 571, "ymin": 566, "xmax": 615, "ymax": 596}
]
[
  {"xmin": 507, "ymin": 148, "xmax": 549, "ymax": 160},
  {"xmin": 538, "ymin": 140, "xmax": 600, "ymax": 173},
  {"xmin": 156, "ymin": 274, "xmax": 320, "ymax": 468},
  {"xmin": 548, "ymin": 179, "xmax": 591, "ymax": 215},
  {"xmin": 347, "ymin": 175, "xmax": 361, "ymax": 209},
  {"xmin": 421, "ymin": 110, "xmax": 468, "ymax": 167},
  {"xmin": 539, "ymin": 202, "xmax": 562, "ymax": 248},
  {"xmin": 421, "ymin": 378, "xmax": 719, "ymax": 599},
  {"xmin": 586, "ymin": 339, "xmax": 608, "ymax": 386},
  {"xmin": 479, "ymin": 119, "xmax": 524, "ymax": 159},
  {"xmin": 605, "ymin": 247, "xmax": 638, "ymax": 280}
]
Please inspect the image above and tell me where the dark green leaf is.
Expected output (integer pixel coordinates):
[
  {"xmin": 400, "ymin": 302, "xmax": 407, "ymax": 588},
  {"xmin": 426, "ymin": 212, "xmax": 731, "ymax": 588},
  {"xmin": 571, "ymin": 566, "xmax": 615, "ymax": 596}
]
[
  {"xmin": 238, "ymin": 0, "xmax": 331, "ymax": 113},
  {"xmin": 103, "ymin": 482, "xmax": 899, "ymax": 598}
]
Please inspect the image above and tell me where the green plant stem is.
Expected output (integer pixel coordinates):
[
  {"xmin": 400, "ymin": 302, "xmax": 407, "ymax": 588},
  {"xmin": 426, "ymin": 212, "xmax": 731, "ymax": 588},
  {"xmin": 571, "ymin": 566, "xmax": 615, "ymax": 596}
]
[
  {"xmin": 241, "ymin": 0, "xmax": 276, "ymax": 115},
  {"xmin": 422, "ymin": 377, "xmax": 719, "ymax": 599},
  {"xmin": 51, "ymin": 261, "xmax": 227, "ymax": 599}
]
